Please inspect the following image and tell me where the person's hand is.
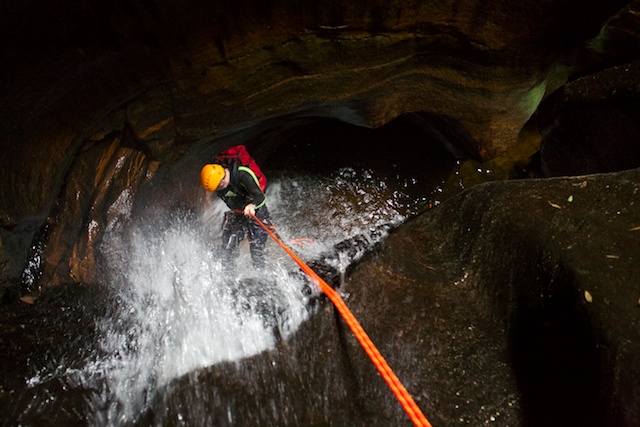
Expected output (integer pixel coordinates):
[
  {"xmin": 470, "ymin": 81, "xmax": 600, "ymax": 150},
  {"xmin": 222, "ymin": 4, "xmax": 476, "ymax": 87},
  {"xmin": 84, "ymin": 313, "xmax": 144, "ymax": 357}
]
[{"xmin": 243, "ymin": 203, "xmax": 256, "ymax": 217}]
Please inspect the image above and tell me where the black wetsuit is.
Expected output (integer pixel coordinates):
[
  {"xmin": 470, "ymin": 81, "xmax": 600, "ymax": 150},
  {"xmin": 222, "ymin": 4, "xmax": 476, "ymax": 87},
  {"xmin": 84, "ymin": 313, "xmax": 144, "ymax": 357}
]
[{"xmin": 216, "ymin": 163, "xmax": 270, "ymax": 269}]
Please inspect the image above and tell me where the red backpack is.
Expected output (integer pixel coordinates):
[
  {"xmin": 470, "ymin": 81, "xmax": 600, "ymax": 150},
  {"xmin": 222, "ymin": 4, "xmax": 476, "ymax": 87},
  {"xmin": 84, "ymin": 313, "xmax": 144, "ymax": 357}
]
[{"xmin": 215, "ymin": 145, "xmax": 267, "ymax": 191}]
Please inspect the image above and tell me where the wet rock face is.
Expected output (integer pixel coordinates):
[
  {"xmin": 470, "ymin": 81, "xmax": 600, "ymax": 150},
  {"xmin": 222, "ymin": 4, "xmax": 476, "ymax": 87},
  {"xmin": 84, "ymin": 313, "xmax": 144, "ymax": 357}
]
[
  {"xmin": 535, "ymin": 59, "xmax": 640, "ymax": 177},
  {"xmin": 401, "ymin": 169, "xmax": 640, "ymax": 425},
  {"xmin": 146, "ymin": 167, "xmax": 640, "ymax": 426}
]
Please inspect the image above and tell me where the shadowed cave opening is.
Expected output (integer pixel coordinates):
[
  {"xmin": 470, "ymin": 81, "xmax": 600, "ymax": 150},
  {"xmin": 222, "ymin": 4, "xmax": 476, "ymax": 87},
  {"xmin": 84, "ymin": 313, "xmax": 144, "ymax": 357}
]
[
  {"xmin": 262, "ymin": 112, "xmax": 480, "ymax": 175},
  {"xmin": 236, "ymin": 111, "xmax": 484, "ymax": 218}
]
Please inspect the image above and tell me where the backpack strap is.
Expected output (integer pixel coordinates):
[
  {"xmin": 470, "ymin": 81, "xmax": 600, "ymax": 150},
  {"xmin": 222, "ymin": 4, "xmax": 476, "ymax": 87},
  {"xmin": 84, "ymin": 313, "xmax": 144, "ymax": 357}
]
[
  {"xmin": 238, "ymin": 166, "xmax": 266, "ymax": 209},
  {"xmin": 238, "ymin": 166, "xmax": 261, "ymax": 190}
]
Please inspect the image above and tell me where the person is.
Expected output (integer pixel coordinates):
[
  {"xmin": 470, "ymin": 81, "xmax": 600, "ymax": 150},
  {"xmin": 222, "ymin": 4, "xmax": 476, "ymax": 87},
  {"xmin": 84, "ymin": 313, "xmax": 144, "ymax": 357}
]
[{"xmin": 200, "ymin": 160, "xmax": 272, "ymax": 271}]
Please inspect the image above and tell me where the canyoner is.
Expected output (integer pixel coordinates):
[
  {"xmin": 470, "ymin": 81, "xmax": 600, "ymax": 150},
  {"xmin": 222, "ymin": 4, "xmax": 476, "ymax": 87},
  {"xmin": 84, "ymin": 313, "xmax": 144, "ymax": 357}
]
[{"xmin": 200, "ymin": 145, "xmax": 274, "ymax": 271}]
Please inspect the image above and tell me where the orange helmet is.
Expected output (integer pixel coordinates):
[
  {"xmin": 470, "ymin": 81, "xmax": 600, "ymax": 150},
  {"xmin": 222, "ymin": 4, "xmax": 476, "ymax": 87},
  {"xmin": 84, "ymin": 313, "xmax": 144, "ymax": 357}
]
[{"xmin": 200, "ymin": 164, "xmax": 225, "ymax": 191}]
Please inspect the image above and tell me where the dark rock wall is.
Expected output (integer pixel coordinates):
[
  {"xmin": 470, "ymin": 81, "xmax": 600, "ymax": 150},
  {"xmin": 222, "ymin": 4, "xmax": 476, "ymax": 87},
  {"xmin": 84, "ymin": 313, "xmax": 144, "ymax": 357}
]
[
  {"xmin": 0, "ymin": 0, "xmax": 638, "ymax": 283},
  {"xmin": 535, "ymin": 59, "xmax": 640, "ymax": 176},
  {"xmin": 0, "ymin": 1, "xmax": 639, "ymax": 286}
]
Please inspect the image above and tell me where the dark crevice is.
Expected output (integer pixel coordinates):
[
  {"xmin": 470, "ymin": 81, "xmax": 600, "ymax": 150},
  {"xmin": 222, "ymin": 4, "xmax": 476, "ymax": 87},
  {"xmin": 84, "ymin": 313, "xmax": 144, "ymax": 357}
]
[{"xmin": 508, "ymin": 263, "xmax": 612, "ymax": 427}]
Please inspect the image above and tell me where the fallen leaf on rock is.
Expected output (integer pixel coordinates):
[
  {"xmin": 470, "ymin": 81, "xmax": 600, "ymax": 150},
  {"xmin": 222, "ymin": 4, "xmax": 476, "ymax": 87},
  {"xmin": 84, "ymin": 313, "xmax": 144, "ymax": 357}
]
[
  {"xmin": 580, "ymin": 180, "xmax": 588, "ymax": 188},
  {"xmin": 19, "ymin": 295, "xmax": 35, "ymax": 304},
  {"xmin": 629, "ymin": 226, "xmax": 640, "ymax": 231},
  {"xmin": 548, "ymin": 201, "xmax": 562, "ymax": 209},
  {"xmin": 606, "ymin": 254, "xmax": 620, "ymax": 259},
  {"xmin": 584, "ymin": 290, "xmax": 593, "ymax": 303},
  {"xmin": 567, "ymin": 195, "xmax": 574, "ymax": 202}
]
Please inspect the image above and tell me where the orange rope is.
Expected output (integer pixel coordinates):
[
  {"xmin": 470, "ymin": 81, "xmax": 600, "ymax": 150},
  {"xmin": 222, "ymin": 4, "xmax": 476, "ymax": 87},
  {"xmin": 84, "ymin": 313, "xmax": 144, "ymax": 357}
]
[{"xmin": 250, "ymin": 213, "xmax": 432, "ymax": 427}]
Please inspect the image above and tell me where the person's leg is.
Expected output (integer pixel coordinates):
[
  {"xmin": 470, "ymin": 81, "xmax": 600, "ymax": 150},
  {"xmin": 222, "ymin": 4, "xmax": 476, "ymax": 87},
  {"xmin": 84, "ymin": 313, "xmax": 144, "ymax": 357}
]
[
  {"xmin": 221, "ymin": 212, "xmax": 245, "ymax": 272},
  {"xmin": 248, "ymin": 207, "xmax": 271, "ymax": 269}
]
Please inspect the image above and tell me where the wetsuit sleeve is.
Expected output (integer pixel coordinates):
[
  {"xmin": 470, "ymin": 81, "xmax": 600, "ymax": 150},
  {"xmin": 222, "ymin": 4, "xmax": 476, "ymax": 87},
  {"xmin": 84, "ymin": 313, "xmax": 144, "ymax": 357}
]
[{"xmin": 237, "ymin": 169, "xmax": 266, "ymax": 208}]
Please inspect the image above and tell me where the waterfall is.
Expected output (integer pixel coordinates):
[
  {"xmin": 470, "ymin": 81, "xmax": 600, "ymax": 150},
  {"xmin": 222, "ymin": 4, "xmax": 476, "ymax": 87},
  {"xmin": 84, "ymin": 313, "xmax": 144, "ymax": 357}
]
[{"xmin": 23, "ymin": 167, "xmax": 409, "ymax": 425}]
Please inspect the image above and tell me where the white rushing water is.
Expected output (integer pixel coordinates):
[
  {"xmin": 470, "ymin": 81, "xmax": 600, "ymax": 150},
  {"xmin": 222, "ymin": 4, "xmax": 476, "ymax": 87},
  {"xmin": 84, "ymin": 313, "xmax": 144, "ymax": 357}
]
[{"xmin": 26, "ymin": 167, "xmax": 410, "ymax": 425}]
